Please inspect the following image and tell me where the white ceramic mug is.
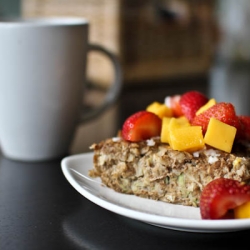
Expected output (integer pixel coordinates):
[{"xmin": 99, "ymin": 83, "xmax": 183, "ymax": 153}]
[{"xmin": 0, "ymin": 17, "xmax": 122, "ymax": 161}]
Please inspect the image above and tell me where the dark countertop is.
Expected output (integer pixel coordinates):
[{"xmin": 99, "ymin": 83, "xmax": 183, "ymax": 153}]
[{"xmin": 1, "ymin": 76, "xmax": 249, "ymax": 250}]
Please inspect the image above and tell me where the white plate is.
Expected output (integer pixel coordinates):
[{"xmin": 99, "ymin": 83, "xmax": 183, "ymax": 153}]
[{"xmin": 61, "ymin": 152, "xmax": 250, "ymax": 233}]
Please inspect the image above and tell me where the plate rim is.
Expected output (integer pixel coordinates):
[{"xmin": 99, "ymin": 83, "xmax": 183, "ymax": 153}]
[{"xmin": 61, "ymin": 152, "xmax": 250, "ymax": 233}]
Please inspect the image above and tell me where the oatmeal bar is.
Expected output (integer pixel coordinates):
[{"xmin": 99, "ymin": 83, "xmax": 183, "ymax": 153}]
[{"xmin": 89, "ymin": 137, "xmax": 250, "ymax": 207}]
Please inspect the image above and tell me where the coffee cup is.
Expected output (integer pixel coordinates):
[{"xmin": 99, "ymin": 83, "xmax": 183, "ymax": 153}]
[{"xmin": 0, "ymin": 17, "xmax": 122, "ymax": 161}]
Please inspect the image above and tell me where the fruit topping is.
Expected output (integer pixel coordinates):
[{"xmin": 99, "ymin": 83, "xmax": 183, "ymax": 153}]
[
  {"xmin": 237, "ymin": 115, "xmax": 250, "ymax": 141},
  {"xmin": 234, "ymin": 201, "xmax": 250, "ymax": 219},
  {"xmin": 200, "ymin": 178, "xmax": 250, "ymax": 219},
  {"xmin": 121, "ymin": 111, "xmax": 162, "ymax": 142},
  {"xmin": 161, "ymin": 116, "xmax": 204, "ymax": 152},
  {"xmin": 179, "ymin": 91, "xmax": 208, "ymax": 121},
  {"xmin": 146, "ymin": 101, "xmax": 172, "ymax": 118},
  {"xmin": 164, "ymin": 95, "xmax": 183, "ymax": 117},
  {"xmin": 121, "ymin": 90, "xmax": 250, "ymax": 153},
  {"xmin": 161, "ymin": 116, "xmax": 190, "ymax": 144},
  {"xmin": 160, "ymin": 117, "xmax": 172, "ymax": 143},
  {"xmin": 204, "ymin": 118, "xmax": 237, "ymax": 153},
  {"xmin": 169, "ymin": 124, "xmax": 204, "ymax": 152},
  {"xmin": 196, "ymin": 98, "xmax": 216, "ymax": 116},
  {"xmin": 191, "ymin": 102, "xmax": 240, "ymax": 135}
]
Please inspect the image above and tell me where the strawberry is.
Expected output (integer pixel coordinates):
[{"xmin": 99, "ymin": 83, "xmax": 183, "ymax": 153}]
[
  {"xmin": 191, "ymin": 102, "xmax": 241, "ymax": 134},
  {"xmin": 121, "ymin": 111, "xmax": 162, "ymax": 142},
  {"xmin": 200, "ymin": 178, "xmax": 250, "ymax": 219},
  {"xmin": 179, "ymin": 91, "xmax": 208, "ymax": 121},
  {"xmin": 164, "ymin": 95, "xmax": 183, "ymax": 117},
  {"xmin": 237, "ymin": 116, "xmax": 250, "ymax": 141}
]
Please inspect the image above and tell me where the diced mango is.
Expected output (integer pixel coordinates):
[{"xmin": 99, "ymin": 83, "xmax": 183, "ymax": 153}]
[
  {"xmin": 234, "ymin": 201, "xmax": 250, "ymax": 219},
  {"xmin": 146, "ymin": 102, "xmax": 172, "ymax": 118},
  {"xmin": 169, "ymin": 116, "xmax": 190, "ymax": 130},
  {"xmin": 196, "ymin": 98, "xmax": 216, "ymax": 115},
  {"xmin": 204, "ymin": 118, "xmax": 236, "ymax": 153},
  {"xmin": 169, "ymin": 126, "xmax": 205, "ymax": 152},
  {"xmin": 161, "ymin": 116, "xmax": 191, "ymax": 145},
  {"xmin": 161, "ymin": 117, "xmax": 172, "ymax": 143}
]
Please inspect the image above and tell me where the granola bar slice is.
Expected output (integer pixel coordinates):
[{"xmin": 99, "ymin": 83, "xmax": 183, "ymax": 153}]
[{"xmin": 89, "ymin": 137, "xmax": 250, "ymax": 207}]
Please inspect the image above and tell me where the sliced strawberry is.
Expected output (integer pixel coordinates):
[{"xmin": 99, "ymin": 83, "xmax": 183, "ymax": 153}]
[
  {"xmin": 165, "ymin": 95, "xmax": 183, "ymax": 117},
  {"xmin": 237, "ymin": 115, "xmax": 250, "ymax": 141},
  {"xmin": 200, "ymin": 178, "xmax": 250, "ymax": 219},
  {"xmin": 179, "ymin": 91, "xmax": 208, "ymax": 121},
  {"xmin": 121, "ymin": 111, "xmax": 162, "ymax": 142},
  {"xmin": 191, "ymin": 102, "xmax": 241, "ymax": 134}
]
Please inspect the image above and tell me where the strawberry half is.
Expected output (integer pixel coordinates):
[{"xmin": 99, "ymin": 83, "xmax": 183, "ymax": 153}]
[
  {"xmin": 180, "ymin": 91, "xmax": 208, "ymax": 121},
  {"xmin": 165, "ymin": 95, "xmax": 183, "ymax": 117},
  {"xmin": 200, "ymin": 178, "xmax": 250, "ymax": 219},
  {"xmin": 121, "ymin": 111, "xmax": 162, "ymax": 142},
  {"xmin": 191, "ymin": 102, "xmax": 241, "ymax": 134},
  {"xmin": 237, "ymin": 115, "xmax": 250, "ymax": 141}
]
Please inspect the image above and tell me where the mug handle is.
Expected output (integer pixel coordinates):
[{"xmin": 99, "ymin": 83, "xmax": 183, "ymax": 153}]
[{"xmin": 80, "ymin": 43, "xmax": 123, "ymax": 122}]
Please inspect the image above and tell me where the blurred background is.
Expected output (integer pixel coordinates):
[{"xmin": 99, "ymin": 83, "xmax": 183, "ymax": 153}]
[{"xmin": 1, "ymin": 0, "xmax": 250, "ymax": 152}]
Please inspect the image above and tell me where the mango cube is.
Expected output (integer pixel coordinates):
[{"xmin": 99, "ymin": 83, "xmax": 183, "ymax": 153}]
[
  {"xmin": 161, "ymin": 117, "xmax": 172, "ymax": 143},
  {"xmin": 146, "ymin": 102, "xmax": 172, "ymax": 118},
  {"xmin": 204, "ymin": 118, "xmax": 236, "ymax": 153},
  {"xmin": 196, "ymin": 98, "xmax": 216, "ymax": 115},
  {"xmin": 161, "ymin": 116, "xmax": 191, "ymax": 145},
  {"xmin": 169, "ymin": 126, "xmax": 205, "ymax": 152},
  {"xmin": 169, "ymin": 116, "xmax": 190, "ymax": 129},
  {"xmin": 234, "ymin": 201, "xmax": 250, "ymax": 219}
]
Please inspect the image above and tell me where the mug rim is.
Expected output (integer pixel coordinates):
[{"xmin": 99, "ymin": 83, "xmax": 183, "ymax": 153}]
[{"xmin": 0, "ymin": 17, "xmax": 89, "ymax": 27}]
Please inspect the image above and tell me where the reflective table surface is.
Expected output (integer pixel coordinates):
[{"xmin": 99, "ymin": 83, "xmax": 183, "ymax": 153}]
[{"xmin": 1, "ymin": 76, "xmax": 249, "ymax": 250}]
